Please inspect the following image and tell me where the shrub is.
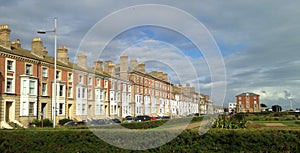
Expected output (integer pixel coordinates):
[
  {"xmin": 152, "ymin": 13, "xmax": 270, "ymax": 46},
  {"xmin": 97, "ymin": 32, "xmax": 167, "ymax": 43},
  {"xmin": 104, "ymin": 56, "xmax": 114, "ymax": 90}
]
[
  {"xmin": 0, "ymin": 129, "xmax": 299, "ymax": 152},
  {"xmin": 29, "ymin": 119, "xmax": 53, "ymax": 127}
]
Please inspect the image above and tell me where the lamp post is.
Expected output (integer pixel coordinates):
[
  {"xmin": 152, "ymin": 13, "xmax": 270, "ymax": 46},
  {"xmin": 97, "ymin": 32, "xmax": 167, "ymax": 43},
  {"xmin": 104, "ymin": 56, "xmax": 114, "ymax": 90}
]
[{"xmin": 37, "ymin": 18, "xmax": 57, "ymax": 128}]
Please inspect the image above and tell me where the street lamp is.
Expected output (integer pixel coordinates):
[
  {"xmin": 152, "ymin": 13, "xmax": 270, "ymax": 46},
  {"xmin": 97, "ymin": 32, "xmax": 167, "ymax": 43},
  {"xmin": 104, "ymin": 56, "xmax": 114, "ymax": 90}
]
[{"xmin": 37, "ymin": 18, "xmax": 57, "ymax": 128}]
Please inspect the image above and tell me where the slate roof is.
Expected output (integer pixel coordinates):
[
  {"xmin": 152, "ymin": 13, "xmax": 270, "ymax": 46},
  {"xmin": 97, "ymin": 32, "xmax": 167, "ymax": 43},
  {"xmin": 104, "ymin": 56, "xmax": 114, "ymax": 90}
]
[
  {"xmin": 0, "ymin": 45, "xmax": 110, "ymax": 78},
  {"xmin": 236, "ymin": 92, "xmax": 259, "ymax": 97}
]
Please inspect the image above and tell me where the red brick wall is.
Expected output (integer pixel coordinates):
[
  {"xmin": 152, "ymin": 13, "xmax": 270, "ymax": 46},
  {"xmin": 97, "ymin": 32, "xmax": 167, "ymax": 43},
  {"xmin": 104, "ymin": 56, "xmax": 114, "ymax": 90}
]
[{"xmin": 0, "ymin": 56, "xmax": 4, "ymax": 93}]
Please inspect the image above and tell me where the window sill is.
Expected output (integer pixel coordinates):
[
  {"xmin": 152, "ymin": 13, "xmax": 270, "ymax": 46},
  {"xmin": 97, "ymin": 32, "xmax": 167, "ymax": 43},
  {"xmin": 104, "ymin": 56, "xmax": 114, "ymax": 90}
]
[{"xmin": 5, "ymin": 92, "xmax": 16, "ymax": 95}]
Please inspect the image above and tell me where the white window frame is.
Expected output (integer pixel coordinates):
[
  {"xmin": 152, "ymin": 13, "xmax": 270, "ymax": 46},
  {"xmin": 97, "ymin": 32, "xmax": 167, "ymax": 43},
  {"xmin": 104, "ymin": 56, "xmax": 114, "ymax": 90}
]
[
  {"xmin": 42, "ymin": 83, "xmax": 47, "ymax": 96},
  {"xmin": 88, "ymin": 77, "xmax": 92, "ymax": 85},
  {"xmin": 79, "ymin": 75, "xmax": 83, "ymax": 84},
  {"xmin": 29, "ymin": 80, "xmax": 36, "ymax": 95},
  {"xmin": 6, "ymin": 59, "xmax": 14, "ymax": 72},
  {"xmin": 68, "ymin": 86, "xmax": 73, "ymax": 98},
  {"xmin": 56, "ymin": 70, "xmax": 61, "ymax": 80},
  {"xmin": 59, "ymin": 84, "xmax": 64, "ymax": 97},
  {"xmin": 42, "ymin": 67, "xmax": 48, "ymax": 77},
  {"xmin": 6, "ymin": 77, "xmax": 14, "ymax": 93},
  {"xmin": 25, "ymin": 63, "xmax": 32, "ymax": 75},
  {"xmin": 68, "ymin": 72, "xmax": 73, "ymax": 82}
]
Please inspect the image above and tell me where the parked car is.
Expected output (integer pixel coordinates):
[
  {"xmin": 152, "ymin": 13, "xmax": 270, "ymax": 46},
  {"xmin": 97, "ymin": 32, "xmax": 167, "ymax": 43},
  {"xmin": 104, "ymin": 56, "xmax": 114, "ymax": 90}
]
[
  {"xmin": 151, "ymin": 117, "xmax": 157, "ymax": 121},
  {"xmin": 64, "ymin": 120, "xmax": 87, "ymax": 126},
  {"xmin": 124, "ymin": 116, "xmax": 136, "ymax": 123},
  {"xmin": 89, "ymin": 119, "xmax": 106, "ymax": 125},
  {"xmin": 64, "ymin": 121, "xmax": 77, "ymax": 126},
  {"xmin": 106, "ymin": 118, "xmax": 121, "ymax": 124},
  {"xmin": 156, "ymin": 116, "xmax": 170, "ymax": 120},
  {"xmin": 135, "ymin": 115, "xmax": 151, "ymax": 122}
]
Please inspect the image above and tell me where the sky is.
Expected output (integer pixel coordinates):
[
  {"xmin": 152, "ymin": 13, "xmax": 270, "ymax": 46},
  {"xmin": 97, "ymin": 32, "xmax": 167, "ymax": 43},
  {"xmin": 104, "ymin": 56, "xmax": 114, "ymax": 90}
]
[{"xmin": 1, "ymin": 0, "xmax": 300, "ymax": 109}]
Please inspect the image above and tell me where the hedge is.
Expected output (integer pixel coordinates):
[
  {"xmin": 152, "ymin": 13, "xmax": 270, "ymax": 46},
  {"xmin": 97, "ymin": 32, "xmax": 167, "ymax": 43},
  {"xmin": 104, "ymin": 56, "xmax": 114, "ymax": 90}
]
[{"xmin": 0, "ymin": 129, "xmax": 299, "ymax": 152}]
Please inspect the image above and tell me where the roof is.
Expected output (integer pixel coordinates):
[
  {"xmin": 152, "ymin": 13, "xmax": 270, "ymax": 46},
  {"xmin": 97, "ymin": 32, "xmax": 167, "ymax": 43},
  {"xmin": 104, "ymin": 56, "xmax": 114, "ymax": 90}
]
[
  {"xmin": 236, "ymin": 92, "xmax": 259, "ymax": 97},
  {"xmin": 0, "ymin": 45, "xmax": 110, "ymax": 78}
]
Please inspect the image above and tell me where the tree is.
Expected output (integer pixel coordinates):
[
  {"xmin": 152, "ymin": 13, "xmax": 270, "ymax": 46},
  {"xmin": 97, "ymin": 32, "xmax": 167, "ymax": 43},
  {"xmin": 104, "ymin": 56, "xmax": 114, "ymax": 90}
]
[
  {"xmin": 272, "ymin": 105, "xmax": 282, "ymax": 112},
  {"xmin": 260, "ymin": 103, "xmax": 267, "ymax": 108}
]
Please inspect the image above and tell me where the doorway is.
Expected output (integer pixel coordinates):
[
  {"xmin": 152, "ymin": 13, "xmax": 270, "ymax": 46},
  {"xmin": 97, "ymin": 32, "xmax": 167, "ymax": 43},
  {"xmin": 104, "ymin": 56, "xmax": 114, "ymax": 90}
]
[
  {"xmin": 41, "ymin": 103, "xmax": 47, "ymax": 119},
  {"xmin": 5, "ymin": 101, "xmax": 14, "ymax": 122},
  {"xmin": 68, "ymin": 104, "xmax": 72, "ymax": 119}
]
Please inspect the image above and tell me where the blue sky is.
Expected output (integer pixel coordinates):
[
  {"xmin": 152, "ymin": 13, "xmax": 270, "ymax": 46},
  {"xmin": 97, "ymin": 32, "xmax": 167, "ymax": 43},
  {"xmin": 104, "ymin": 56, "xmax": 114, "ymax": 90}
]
[{"xmin": 1, "ymin": 0, "xmax": 300, "ymax": 109}]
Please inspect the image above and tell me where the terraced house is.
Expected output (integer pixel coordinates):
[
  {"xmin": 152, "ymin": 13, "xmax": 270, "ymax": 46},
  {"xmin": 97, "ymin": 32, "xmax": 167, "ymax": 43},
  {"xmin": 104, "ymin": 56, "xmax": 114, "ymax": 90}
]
[{"xmin": 0, "ymin": 24, "xmax": 212, "ymax": 129}]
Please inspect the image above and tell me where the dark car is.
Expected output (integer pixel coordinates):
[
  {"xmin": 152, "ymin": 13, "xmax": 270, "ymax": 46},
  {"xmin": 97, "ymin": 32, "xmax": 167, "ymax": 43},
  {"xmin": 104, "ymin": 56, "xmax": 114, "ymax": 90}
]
[
  {"xmin": 106, "ymin": 118, "xmax": 121, "ymax": 124},
  {"xmin": 135, "ymin": 115, "xmax": 151, "ymax": 122},
  {"xmin": 90, "ymin": 119, "xmax": 106, "ymax": 125}
]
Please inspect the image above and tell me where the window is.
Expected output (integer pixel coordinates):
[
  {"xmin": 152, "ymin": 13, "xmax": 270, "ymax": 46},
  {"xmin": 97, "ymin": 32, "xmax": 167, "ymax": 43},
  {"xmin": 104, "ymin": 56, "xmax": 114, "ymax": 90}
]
[
  {"xmin": 104, "ymin": 80, "xmax": 108, "ymax": 88},
  {"xmin": 77, "ymin": 88, "xmax": 81, "ymax": 98},
  {"xmin": 56, "ymin": 71, "xmax": 61, "ymax": 80},
  {"xmin": 25, "ymin": 64, "xmax": 32, "ymax": 75},
  {"xmin": 88, "ymin": 77, "xmax": 92, "ymax": 85},
  {"xmin": 42, "ymin": 83, "xmax": 47, "ymax": 96},
  {"xmin": 29, "ymin": 102, "xmax": 35, "ymax": 115},
  {"xmin": 59, "ymin": 103, "xmax": 63, "ymax": 115},
  {"xmin": 7, "ymin": 60, "xmax": 14, "ymax": 71},
  {"xmin": 68, "ymin": 73, "xmax": 73, "ymax": 82},
  {"xmin": 29, "ymin": 81, "xmax": 35, "ymax": 95},
  {"xmin": 6, "ymin": 78, "xmax": 13, "ymax": 93},
  {"xmin": 88, "ymin": 89, "xmax": 92, "ymax": 100},
  {"xmin": 79, "ymin": 75, "xmax": 83, "ymax": 83},
  {"xmin": 82, "ymin": 88, "xmax": 85, "ymax": 98},
  {"xmin": 97, "ymin": 79, "xmax": 100, "ymax": 87},
  {"xmin": 59, "ymin": 85, "xmax": 64, "ymax": 97},
  {"xmin": 42, "ymin": 67, "xmax": 48, "ymax": 77},
  {"xmin": 22, "ymin": 80, "xmax": 27, "ymax": 94},
  {"xmin": 68, "ymin": 87, "xmax": 72, "ymax": 98}
]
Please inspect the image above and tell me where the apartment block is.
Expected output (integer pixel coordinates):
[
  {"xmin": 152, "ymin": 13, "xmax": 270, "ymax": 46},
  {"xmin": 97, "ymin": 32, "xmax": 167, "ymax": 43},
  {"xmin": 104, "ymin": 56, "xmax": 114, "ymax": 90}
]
[
  {"xmin": 0, "ymin": 24, "xmax": 212, "ymax": 128},
  {"xmin": 236, "ymin": 92, "xmax": 260, "ymax": 113}
]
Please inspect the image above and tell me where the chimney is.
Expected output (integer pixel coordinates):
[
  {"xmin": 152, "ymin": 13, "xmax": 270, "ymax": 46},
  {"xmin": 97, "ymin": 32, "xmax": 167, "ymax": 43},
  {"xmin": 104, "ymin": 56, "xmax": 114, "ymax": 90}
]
[
  {"xmin": 94, "ymin": 61, "xmax": 103, "ymax": 72},
  {"xmin": 42, "ymin": 47, "xmax": 48, "ymax": 56},
  {"xmin": 31, "ymin": 37, "xmax": 43, "ymax": 57},
  {"xmin": 77, "ymin": 53, "xmax": 87, "ymax": 68},
  {"xmin": 157, "ymin": 71, "xmax": 163, "ymax": 80},
  {"xmin": 0, "ymin": 24, "xmax": 11, "ymax": 49},
  {"xmin": 120, "ymin": 55, "xmax": 128, "ymax": 79},
  {"xmin": 11, "ymin": 39, "xmax": 21, "ymax": 48},
  {"xmin": 57, "ymin": 46, "xmax": 69, "ymax": 63},
  {"xmin": 130, "ymin": 58, "xmax": 138, "ymax": 71},
  {"xmin": 151, "ymin": 71, "xmax": 158, "ymax": 78},
  {"xmin": 104, "ymin": 61, "xmax": 115, "ymax": 75},
  {"xmin": 138, "ymin": 63, "xmax": 145, "ymax": 72},
  {"xmin": 163, "ymin": 73, "xmax": 168, "ymax": 81}
]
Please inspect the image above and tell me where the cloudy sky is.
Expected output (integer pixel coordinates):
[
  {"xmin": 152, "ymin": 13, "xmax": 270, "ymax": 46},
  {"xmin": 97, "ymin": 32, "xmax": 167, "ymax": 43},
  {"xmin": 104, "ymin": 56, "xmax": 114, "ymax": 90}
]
[{"xmin": 1, "ymin": 0, "xmax": 300, "ymax": 109}]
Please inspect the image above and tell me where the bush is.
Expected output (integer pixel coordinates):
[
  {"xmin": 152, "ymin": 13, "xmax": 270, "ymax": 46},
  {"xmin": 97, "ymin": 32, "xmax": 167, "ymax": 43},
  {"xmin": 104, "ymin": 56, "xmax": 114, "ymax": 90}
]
[
  {"xmin": 0, "ymin": 129, "xmax": 299, "ymax": 152},
  {"xmin": 59, "ymin": 118, "xmax": 73, "ymax": 126},
  {"xmin": 29, "ymin": 119, "xmax": 53, "ymax": 127}
]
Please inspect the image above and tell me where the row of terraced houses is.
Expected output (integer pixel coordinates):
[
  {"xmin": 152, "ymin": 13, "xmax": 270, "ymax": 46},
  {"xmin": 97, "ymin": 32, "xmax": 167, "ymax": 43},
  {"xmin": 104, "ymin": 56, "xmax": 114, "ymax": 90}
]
[{"xmin": 0, "ymin": 24, "xmax": 213, "ymax": 128}]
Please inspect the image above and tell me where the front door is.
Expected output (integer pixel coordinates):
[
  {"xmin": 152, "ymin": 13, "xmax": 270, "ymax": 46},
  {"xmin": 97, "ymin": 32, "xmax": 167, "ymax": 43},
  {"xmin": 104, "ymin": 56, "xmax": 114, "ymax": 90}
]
[
  {"xmin": 41, "ymin": 103, "xmax": 47, "ymax": 119},
  {"xmin": 5, "ymin": 102, "xmax": 13, "ymax": 122},
  {"xmin": 68, "ymin": 104, "xmax": 72, "ymax": 119}
]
